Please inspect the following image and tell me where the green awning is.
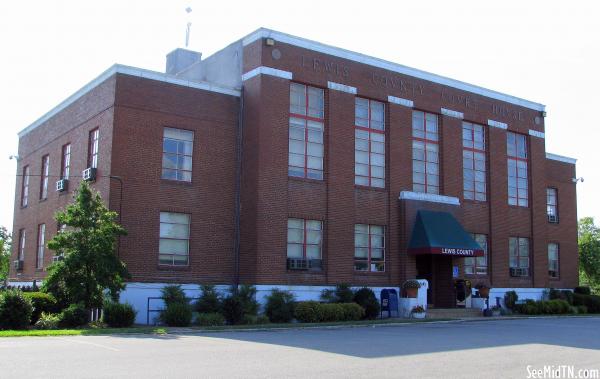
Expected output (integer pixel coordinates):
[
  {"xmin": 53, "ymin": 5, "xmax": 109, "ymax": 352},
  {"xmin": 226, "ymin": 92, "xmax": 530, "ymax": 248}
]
[{"xmin": 408, "ymin": 210, "xmax": 484, "ymax": 257}]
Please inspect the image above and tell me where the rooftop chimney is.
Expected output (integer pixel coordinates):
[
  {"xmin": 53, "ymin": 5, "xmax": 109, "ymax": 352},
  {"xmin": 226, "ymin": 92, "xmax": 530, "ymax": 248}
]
[{"xmin": 166, "ymin": 48, "xmax": 202, "ymax": 76}]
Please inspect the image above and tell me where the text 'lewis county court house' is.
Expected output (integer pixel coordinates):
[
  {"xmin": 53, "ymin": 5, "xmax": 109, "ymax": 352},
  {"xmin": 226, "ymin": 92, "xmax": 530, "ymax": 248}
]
[{"xmin": 9, "ymin": 28, "xmax": 578, "ymax": 319}]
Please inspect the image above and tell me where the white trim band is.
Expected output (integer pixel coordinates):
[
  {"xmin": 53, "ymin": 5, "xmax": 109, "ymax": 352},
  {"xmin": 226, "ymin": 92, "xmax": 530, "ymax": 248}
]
[
  {"xmin": 546, "ymin": 153, "xmax": 577, "ymax": 164},
  {"xmin": 242, "ymin": 28, "xmax": 545, "ymax": 111},
  {"xmin": 487, "ymin": 119, "xmax": 508, "ymax": 130},
  {"xmin": 327, "ymin": 81, "xmax": 357, "ymax": 94},
  {"xmin": 388, "ymin": 96, "xmax": 414, "ymax": 108},
  {"xmin": 441, "ymin": 108, "xmax": 464, "ymax": 119},
  {"xmin": 529, "ymin": 129, "xmax": 545, "ymax": 139},
  {"xmin": 18, "ymin": 64, "xmax": 241, "ymax": 137},
  {"xmin": 399, "ymin": 191, "xmax": 460, "ymax": 206},
  {"xmin": 241, "ymin": 66, "xmax": 293, "ymax": 81}
]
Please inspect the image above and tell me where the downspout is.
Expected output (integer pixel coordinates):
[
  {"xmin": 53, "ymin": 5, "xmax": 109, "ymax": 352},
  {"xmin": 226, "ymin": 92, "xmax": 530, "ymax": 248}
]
[{"xmin": 233, "ymin": 86, "xmax": 245, "ymax": 289}]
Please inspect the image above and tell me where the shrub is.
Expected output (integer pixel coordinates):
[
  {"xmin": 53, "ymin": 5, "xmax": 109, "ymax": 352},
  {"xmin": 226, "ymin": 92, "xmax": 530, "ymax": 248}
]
[
  {"xmin": 546, "ymin": 299, "xmax": 571, "ymax": 314},
  {"xmin": 549, "ymin": 289, "xmax": 573, "ymax": 305},
  {"xmin": 195, "ymin": 285, "xmax": 221, "ymax": 314},
  {"xmin": 161, "ymin": 285, "xmax": 188, "ymax": 307},
  {"xmin": 339, "ymin": 303, "xmax": 365, "ymax": 321},
  {"xmin": 23, "ymin": 292, "xmax": 58, "ymax": 324},
  {"xmin": 237, "ymin": 285, "xmax": 259, "ymax": 316},
  {"xmin": 573, "ymin": 293, "xmax": 600, "ymax": 313},
  {"xmin": 504, "ymin": 291, "xmax": 518, "ymax": 310},
  {"xmin": 160, "ymin": 303, "xmax": 192, "ymax": 327},
  {"xmin": 321, "ymin": 284, "xmax": 355, "ymax": 303},
  {"xmin": 353, "ymin": 287, "xmax": 380, "ymax": 319},
  {"xmin": 316, "ymin": 303, "xmax": 341, "ymax": 322},
  {"xmin": 574, "ymin": 286, "xmax": 591, "ymax": 295},
  {"xmin": 221, "ymin": 295, "xmax": 244, "ymax": 325},
  {"xmin": 517, "ymin": 299, "xmax": 571, "ymax": 315},
  {"xmin": 195, "ymin": 312, "xmax": 225, "ymax": 327},
  {"xmin": 0, "ymin": 289, "xmax": 33, "ymax": 330},
  {"xmin": 59, "ymin": 303, "xmax": 88, "ymax": 328},
  {"xmin": 295, "ymin": 301, "xmax": 320, "ymax": 323},
  {"xmin": 241, "ymin": 314, "xmax": 270, "ymax": 325},
  {"xmin": 265, "ymin": 289, "xmax": 296, "ymax": 323},
  {"xmin": 102, "ymin": 302, "xmax": 136, "ymax": 328},
  {"xmin": 576, "ymin": 305, "xmax": 588, "ymax": 314},
  {"xmin": 34, "ymin": 312, "xmax": 60, "ymax": 330}
]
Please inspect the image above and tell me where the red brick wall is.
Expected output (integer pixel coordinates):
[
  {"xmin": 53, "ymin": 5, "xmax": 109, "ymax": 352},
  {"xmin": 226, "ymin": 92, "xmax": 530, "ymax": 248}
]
[
  {"xmin": 110, "ymin": 74, "xmax": 239, "ymax": 284},
  {"xmin": 10, "ymin": 77, "xmax": 116, "ymax": 281}
]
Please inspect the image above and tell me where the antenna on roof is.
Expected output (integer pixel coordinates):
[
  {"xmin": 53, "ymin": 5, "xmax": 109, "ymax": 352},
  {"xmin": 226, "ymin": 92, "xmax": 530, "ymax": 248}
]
[{"xmin": 185, "ymin": 6, "xmax": 192, "ymax": 48}]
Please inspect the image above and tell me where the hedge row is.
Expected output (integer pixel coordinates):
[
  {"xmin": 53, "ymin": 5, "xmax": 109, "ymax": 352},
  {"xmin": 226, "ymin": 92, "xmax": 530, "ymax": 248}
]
[
  {"xmin": 517, "ymin": 299, "xmax": 572, "ymax": 315},
  {"xmin": 295, "ymin": 301, "xmax": 365, "ymax": 323}
]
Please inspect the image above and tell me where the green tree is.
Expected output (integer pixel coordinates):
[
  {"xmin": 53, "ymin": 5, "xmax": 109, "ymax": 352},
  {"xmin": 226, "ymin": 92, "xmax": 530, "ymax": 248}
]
[
  {"xmin": 0, "ymin": 227, "xmax": 11, "ymax": 285},
  {"xmin": 42, "ymin": 181, "xmax": 129, "ymax": 313},
  {"xmin": 578, "ymin": 217, "xmax": 600, "ymax": 293}
]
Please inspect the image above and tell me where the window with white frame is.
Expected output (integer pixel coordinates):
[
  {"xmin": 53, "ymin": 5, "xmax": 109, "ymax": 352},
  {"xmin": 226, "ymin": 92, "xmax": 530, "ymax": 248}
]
[
  {"xmin": 18, "ymin": 229, "xmax": 25, "ymax": 261},
  {"xmin": 412, "ymin": 111, "xmax": 439, "ymax": 194},
  {"xmin": 37, "ymin": 224, "xmax": 45, "ymax": 269},
  {"xmin": 162, "ymin": 128, "xmax": 194, "ymax": 182},
  {"xmin": 61, "ymin": 144, "xmax": 71, "ymax": 180},
  {"xmin": 507, "ymin": 132, "xmax": 528, "ymax": 207},
  {"xmin": 547, "ymin": 188, "xmax": 558, "ymax": 223},
  {"xmin": 548, "ymin": 243, "xmax": 559, "ymax": 278},
  {"xmin": 21, "ymin": 165, "xmax": 29, "ymax": 207},
  {"xmin": 289, "ymin": 83, "xmax": 324, "ymax": 180},
  {"xmin": 355, "ymin": 98, "xmax": 385, "ymax": 188},
  {"xmin": 40, "ymin": 155, "xmax": 49, "ymax": 200},
  {"xmin": 354, "ymin": 224, "xmax": 385, "ymax": 272},
  {"xmin": 464, "ymin": 234, "xmax": 488, "ymax": 275},
  {"xmin": 88, "ymin": 128, "xmax": 99, "ymax": 169},
  {"xmin": 509, "ymin": 237, "xmax": 529, "ymax": 277},
  {"xmin": 463, "ymin": 122, "xmax": 486, "ymax": 201},
  {"xmin": 159, "ymin": 212, "xmax": 190, "ymax": 266}
]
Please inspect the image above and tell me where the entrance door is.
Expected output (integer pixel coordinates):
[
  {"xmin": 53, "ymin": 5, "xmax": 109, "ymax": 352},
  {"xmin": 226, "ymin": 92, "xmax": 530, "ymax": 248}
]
[
  {"xmin": 415, "ymin": 254, "xmax": 454, "ymax": 308},
  {"xmin": 416, "ymin": 255, "xmax": 433, "ymax": 306}
]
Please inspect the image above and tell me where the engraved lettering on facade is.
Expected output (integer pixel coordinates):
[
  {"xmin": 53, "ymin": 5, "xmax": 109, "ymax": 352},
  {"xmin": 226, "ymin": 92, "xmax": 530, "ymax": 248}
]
[
  {"xmin": 371, "ymin": 73, "xmax": 424, "ymax": 96},
  {"xmin": 301, "ymin": 56, "xmax": 349, "ymax": 78}
]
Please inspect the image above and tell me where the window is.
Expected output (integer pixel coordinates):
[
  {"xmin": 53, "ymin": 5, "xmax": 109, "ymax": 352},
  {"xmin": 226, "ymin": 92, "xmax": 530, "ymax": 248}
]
[
  {"xmin": 162, "ymin": 128, "xmax": 194, "ymax": 182},
  {"xmin": 355, "ymin": 98, "xmax": 385, "ymax": 188},
  {"xmin": 548, "ymin": 243, "xmax": 559, "ymax": 278},
  {"xmin": 507, "ymin": 132, "xmax": 528, "ymax": 207},
  {"xmin": 412, "ymin": 111, "xmax": 439, "ymax": 194},
  {"xmin": 88, "ymin": 128, "xmax": 99, "ymax": 169},
  {"xmin": 37, "ymin": 224, "xmax": 45, "ymax": 269},
  {"xmin": 61, "ymin": 144, "xmax": 71, "ymax": 180},
  {"xmin": 463, "ymin": 122, "xmax": 486, "ymax": 201},
  {"xmin": 18, "ymin": 229, "xmax": 26, "ymax": 261},
  {"xmin": 21, "ymin": 165, "xmax": 29, "ymax": 207},
  {"xmin": 354, "ymin": 224, "xmax": 385, "ymax": 272},
  {"xmin": 289, "ymin": 83, "xmax": 324, "ymax": 180},
  {"xmin": 40, "ymin": 155, "xmax": 49, "ymax": 200},
  {"xmin": 159, "ymin": 212, "xmax": 190, "ymax": 266},
  {"xmin": 287, "ymin": 218, "xmax": 322, "ymax": 261},
  {"xmin": 547, "ymin": 188, "xmax": 558, "ymax": 223},
  {"xmin": 464, "ymin": 234, "xmax": 488, "ymax": 275},
  {"xmin": 509, "ymin": 237, "xmax": 529, "ymax": 277}
]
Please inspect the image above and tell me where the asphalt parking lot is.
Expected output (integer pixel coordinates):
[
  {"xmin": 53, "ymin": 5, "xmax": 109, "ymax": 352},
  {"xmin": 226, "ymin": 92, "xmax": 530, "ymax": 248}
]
[{"xmin": 1, "ymin": 317, "xmax": 599, "ymax": 379}]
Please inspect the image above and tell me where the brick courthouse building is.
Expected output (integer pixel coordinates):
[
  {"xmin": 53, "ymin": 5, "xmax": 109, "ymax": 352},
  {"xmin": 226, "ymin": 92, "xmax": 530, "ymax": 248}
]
[{"xmin": 9, "ymin": 29, "xmax": 578, "ymax": 320}]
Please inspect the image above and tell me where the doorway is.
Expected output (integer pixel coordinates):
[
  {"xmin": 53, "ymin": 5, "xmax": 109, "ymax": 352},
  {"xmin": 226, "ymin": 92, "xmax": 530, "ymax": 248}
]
[{"xmin": 415, "ymin": 254, "xmax": 454, "ymax": 308}]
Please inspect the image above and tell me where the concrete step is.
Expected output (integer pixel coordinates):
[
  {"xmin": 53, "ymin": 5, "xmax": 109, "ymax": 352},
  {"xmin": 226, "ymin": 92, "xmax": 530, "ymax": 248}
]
[{"xmin": 425, "ymin": 307, "xmax": 483, "ymax": 319}]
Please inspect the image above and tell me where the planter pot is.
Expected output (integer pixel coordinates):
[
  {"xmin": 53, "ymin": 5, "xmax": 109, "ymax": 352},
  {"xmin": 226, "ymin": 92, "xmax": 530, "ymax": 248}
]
[
  {"xmin": 478, "ymin": 287, "xmax": 490, "ymax": 298},
  {"xmin": 405, "ymin": 288, "xmax": 418, "ymax": 298},
  {"xmin": 412, "ymin": 312, "xmax": 426, "ymax": 319}
]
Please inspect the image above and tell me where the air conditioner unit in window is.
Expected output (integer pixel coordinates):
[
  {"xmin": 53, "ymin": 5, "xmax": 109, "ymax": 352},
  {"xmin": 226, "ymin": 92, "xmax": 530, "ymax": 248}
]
[
  {"xmin": 287, "ymin": 258, "xmax": 309, "ymax": 270},
  {"xmin": 13, "ymin": 260, "xmax": 24, "ymax": 270},
  {"xmin": 82, "ymin": 167, "xmax": 97, "ymax": 182},
  {"xmin": 510, "ymin": 267, "xmax": 529, "ymax": 277},
  {"xmin": 547, "ymin": 214, "xmax": 558, "ymax": 223},
  {"xmin": 52, "ymin": 255, "xmax": 64, "ymax": 263},
  {"xmin": 56, "ymin": 179, "xmax": 68, "ymax": 192}
]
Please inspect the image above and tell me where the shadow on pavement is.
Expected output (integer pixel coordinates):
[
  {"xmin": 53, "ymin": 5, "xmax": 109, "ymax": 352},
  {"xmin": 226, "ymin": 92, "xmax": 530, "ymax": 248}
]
[{"xmin": 192, "ymin": 317, "xmax": 600, "ymax": 358}]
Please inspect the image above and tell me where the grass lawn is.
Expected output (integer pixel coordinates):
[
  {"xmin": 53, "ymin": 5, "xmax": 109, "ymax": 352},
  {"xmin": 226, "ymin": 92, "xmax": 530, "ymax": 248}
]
[{"xmin": 0, "ymin": 317, "xmax": 445, "ymax": 337}]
